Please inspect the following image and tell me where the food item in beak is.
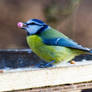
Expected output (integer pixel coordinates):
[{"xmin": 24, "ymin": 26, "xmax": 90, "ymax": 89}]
[{"xmin": 17, "ymin": 22, "xmax": 23, "ymax": 28}]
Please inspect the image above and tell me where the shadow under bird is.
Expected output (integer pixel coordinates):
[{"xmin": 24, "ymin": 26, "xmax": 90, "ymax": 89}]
[{"xmin": 17, "ymin": 19, "xmax": 92, "ymax": 68}]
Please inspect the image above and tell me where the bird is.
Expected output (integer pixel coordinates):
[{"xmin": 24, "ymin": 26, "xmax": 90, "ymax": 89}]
[{"xmin": 17, "ymin": 19, "xmax": 92, "ymax": 68}]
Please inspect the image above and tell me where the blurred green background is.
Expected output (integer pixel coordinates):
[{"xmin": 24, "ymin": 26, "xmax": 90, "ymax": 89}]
[{"xmin": 0, "ymin": 0, "xmax": 92, "ymax": 49}]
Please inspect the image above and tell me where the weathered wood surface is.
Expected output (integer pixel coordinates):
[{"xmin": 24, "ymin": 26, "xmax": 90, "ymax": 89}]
[
  {"xmin": 14, "ymin": 82, "xmax": 92, "ymax": 92},
  {"xmin": 0, "ymin": 62, "xmax": 92, "ymax": 92},
  {"xmin": 0, "ymin": 49, "xmax": 92, "ymax": 91}
]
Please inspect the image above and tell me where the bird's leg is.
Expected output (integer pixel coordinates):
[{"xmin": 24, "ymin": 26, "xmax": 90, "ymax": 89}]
[
  {"xmin": 45, "ymin": 60, "xmax": 55, "ymax": 67},
  {"xmin": 39, "ymin": 60, "xmax": 55, "ymax": 68}
]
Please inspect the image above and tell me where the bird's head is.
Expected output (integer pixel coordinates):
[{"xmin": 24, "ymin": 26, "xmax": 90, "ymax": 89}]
[{"xmin": 17, "ymin": 19, "xmax": 48, "ymax": 35}]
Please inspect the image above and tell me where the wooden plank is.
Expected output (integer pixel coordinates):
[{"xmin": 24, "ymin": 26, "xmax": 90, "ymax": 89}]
[
  {"xmin": 0, "ymin": 62, "xmax": 92, "ymax": 91},
  {"xmin": 14, "ymin": 82, "xmax": 92, "ymax": 92},
  {"xmin": 13, "ymin": 82, "xmax": 92, "ymax": 92}
]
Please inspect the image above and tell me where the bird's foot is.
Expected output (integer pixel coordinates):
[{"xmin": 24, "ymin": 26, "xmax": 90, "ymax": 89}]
[
  {"xmin": 37, "ymin": 60, "xmax": 55, "ymax": 68},
  {"xmin": 70, "ymin": 60, "xmax": 76, "ymax": 64}
]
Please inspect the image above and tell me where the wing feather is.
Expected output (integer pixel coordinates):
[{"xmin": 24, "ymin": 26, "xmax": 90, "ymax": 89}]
[{"xmin": 43, "ymin": 38, "xmax": 91, "ymax": 52}]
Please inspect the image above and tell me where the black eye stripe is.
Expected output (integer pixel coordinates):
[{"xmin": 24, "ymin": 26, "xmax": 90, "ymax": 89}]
[
  {"xmin": 27, "ymin": 22, "xmax": 42, "ymax": 26},
  {"xmin": 27, "ymin": 23, "xmax": 35, "ymax": 25}
]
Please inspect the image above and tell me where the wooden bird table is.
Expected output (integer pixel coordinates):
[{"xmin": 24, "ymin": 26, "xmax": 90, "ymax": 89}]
[{"xmin": 0, "ymin": 49, "xmax": 92, "ymax": 92}]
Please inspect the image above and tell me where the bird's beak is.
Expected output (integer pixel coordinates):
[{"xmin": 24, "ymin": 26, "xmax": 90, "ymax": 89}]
[{"xmin": 21, "ymin": 23, "xmax": 27, "ymax": 30}]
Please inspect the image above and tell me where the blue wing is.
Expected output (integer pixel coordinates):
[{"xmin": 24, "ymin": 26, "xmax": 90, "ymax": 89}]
[{"xmin": 43, "ymin": 38, "xmax": 91, "ymax": 52}]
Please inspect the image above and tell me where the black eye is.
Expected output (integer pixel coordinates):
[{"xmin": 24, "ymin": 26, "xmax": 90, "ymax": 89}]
[
  {"xmin": 31, "ymin": 22, "xmax": 35, "ymax": 25},
  {"xmin": 27, "ymin": 22, "xmax": 35, "ymax": 25}
]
